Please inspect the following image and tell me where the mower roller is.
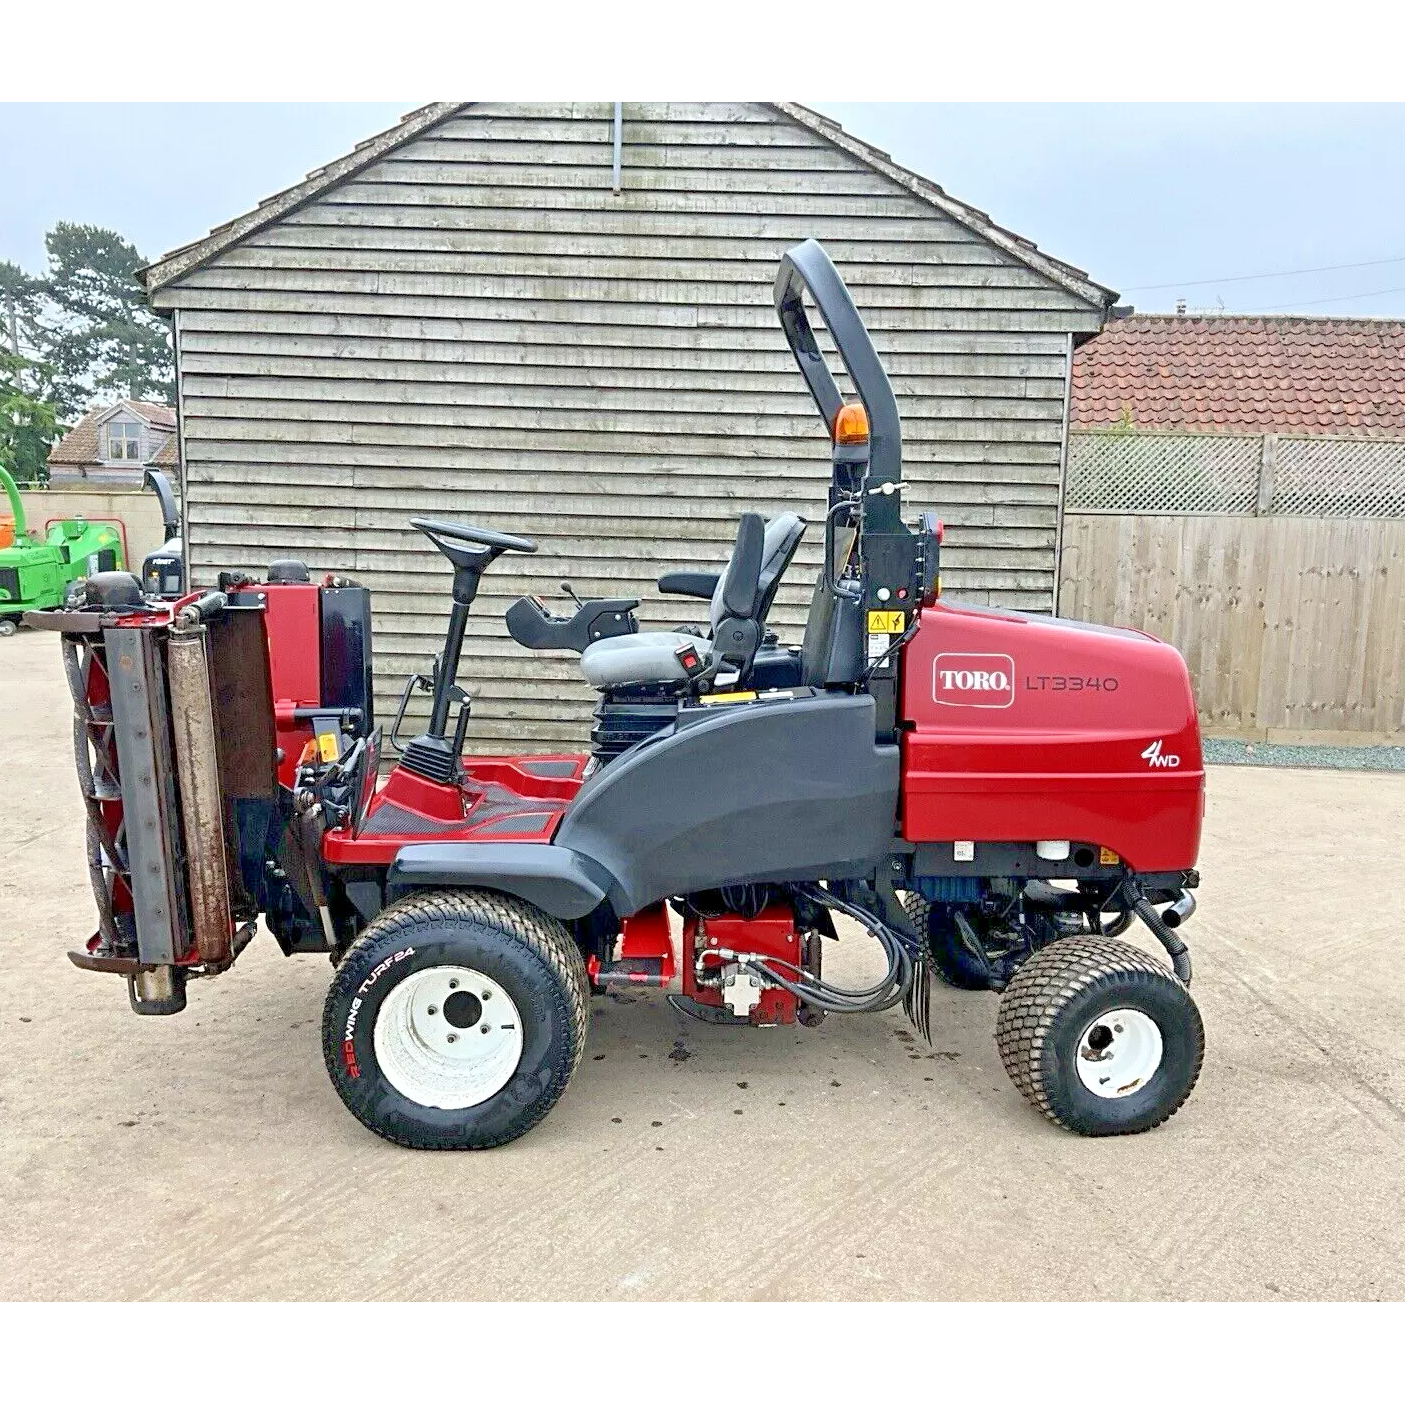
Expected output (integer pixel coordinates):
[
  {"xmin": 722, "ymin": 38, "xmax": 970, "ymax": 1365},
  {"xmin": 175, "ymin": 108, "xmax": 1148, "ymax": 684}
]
[{"xmin": 29, "ymin": 241, "xmax": 1207, "ymax": 1148}]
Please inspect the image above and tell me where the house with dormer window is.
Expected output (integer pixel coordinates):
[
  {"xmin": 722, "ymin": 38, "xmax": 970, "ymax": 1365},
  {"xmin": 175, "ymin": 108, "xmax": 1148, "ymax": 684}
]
[{"xmin": 45, "ymin": 399, "xmax": 180, "ymax": 487}]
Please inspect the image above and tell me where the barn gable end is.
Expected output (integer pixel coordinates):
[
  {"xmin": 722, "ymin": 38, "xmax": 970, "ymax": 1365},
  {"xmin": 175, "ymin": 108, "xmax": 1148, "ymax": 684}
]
[{"xmin": 145, "ymin": 100, "xmax": 1111, "ymax": 750}]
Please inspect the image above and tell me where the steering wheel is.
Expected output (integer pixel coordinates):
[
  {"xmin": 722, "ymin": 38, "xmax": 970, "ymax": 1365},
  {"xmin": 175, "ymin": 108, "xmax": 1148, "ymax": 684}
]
[{"xmin": 411, "ymin": 518, "xmax": 537, "ymax": 555}]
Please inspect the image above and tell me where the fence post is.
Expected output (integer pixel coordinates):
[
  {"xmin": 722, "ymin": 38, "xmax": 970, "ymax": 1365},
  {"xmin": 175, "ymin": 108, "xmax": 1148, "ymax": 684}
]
[{"xmin": 1256, "ymin": 433, "xmax": 1278, "ymax": 515}]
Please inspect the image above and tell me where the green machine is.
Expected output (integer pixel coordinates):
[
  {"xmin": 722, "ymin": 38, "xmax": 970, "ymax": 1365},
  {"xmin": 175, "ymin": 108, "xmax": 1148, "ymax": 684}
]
[{"xmin": 0, "ymin": 465, "xmax": 125, "ymax": 637}]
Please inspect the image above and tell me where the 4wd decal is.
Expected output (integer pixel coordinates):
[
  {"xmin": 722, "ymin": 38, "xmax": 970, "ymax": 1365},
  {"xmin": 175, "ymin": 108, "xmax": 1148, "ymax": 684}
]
[
  {"xmin": 932, "ymin": 652, "xmax": 1015, "ymax": 709},
  {"xmin": 342, "ymin": 946, "xmax": 416, "ymax": 1077},
  {"xmin": 1141, "ymin": 740, "xmax": 1181, "ymax": 769}
]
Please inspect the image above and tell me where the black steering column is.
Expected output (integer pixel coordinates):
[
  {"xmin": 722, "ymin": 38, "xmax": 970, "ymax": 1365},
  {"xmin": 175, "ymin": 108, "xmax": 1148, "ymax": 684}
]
[{"xmin": 399, "ymin": 518, "xmax": 537, "ymax": 782}]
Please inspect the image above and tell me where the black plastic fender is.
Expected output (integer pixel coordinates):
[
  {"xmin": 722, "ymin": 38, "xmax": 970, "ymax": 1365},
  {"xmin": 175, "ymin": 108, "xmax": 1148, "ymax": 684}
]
[
  {"xmin": 556, "ymin": 692, "xmax": 899, "ymax": 917},
  {"xmin": 387, "ymin": 842, "xmax": 614, "ymax": 920}
]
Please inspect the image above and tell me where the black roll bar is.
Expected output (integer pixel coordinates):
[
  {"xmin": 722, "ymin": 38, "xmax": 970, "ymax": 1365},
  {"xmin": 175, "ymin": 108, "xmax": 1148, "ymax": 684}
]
[
  {"xmin": 773, "ymin": 239, "xmax": 903, "ymax": 488},
  {"xmin": 143, "ymin": 467, "xmax": 181, "ymax": 541}
]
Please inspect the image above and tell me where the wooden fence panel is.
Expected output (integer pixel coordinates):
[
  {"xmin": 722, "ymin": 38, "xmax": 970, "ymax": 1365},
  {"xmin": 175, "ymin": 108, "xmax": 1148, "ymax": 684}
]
[{"xmin": 1058, "ymin": 514, "xmax": 1405, "ymax": 740}]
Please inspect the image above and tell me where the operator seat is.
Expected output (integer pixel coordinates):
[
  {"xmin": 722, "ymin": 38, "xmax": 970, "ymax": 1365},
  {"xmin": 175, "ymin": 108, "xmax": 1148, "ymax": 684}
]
[
  {"xmin": 655, "ymin": 511, "xmax": 806, "ymax": 641},
  {"xmin": 580, "ymin": 512, "xmax": 773, "ymax": 691}
]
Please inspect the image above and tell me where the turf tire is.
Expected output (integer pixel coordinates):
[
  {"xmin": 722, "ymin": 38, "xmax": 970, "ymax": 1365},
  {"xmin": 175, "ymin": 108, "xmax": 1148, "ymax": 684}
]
[
  {"xmin": 322, "ymin": 888, "xmax": 590, "ymax": 1150},
  {"xmin": 995, "ymin": 936, "xmax": 1204, "ymax": 1136}
]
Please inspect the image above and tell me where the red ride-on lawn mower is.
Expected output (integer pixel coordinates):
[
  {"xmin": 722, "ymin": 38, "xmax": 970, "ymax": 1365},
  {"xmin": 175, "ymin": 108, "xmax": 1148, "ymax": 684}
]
[{"xmin": 30, "ymin": 241, "xmax": 1206, "ymax": 1149}]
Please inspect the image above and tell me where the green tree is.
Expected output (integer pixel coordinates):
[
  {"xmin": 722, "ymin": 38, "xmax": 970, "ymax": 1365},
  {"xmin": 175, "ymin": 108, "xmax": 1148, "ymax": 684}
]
[
  {"xmin": 41, "ymin": 222, "xmax": 173, "ymax": 418},
  {"xmin": 1, "ymin": 260, "xmax": 48, "ymax": 362},
  {"xmin": 0, "ymin": 351, "xmax": 60, "ymax": 485}
]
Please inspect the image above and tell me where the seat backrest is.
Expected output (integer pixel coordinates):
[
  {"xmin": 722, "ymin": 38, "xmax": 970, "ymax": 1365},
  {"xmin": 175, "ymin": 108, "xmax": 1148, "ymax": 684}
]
[
  {"xmin": 755, "ymin": 512, "xmax": 806, "ymax": 625},
  {"xmin": 799, "ymin": 524, "xmax": 866, "ymax": 688},
  {"xmin": 708, "ymin": 511, "xmax": 803, "ymax": 634},
  {"xmin": 707, "ymin": 512, "xmax": 766, "ymax": 635}
]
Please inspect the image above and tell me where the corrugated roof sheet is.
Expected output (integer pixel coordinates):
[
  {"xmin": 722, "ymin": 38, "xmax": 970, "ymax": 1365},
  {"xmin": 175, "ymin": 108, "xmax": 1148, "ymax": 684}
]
[{"xmin": 1072, "ymin": 314, "xmax": 1405, "ymax": 438}]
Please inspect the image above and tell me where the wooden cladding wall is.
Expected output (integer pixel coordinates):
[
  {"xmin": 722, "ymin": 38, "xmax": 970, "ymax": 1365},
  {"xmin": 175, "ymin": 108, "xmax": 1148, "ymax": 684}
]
[
  {"xmin": 153, "ymin": 101, "xmax": 1103, "ymax": 750},
  {"xmin": 1059, "ymin": 514, "xmax": 1405, "ymax": 739}
]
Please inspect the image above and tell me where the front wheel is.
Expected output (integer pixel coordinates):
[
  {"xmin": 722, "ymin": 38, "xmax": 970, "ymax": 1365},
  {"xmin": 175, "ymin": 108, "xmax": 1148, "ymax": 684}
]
[
  {"xmin": 322, "ymin": 889, "xmax": 590, "ymax": 1149},
  {"xmin": 0, "ymin": 618, "xmax": 17, "ymax": 638},
  {"xmin": 995, "ymin": 936, "xmax": 1204, "ymax": 1136}
]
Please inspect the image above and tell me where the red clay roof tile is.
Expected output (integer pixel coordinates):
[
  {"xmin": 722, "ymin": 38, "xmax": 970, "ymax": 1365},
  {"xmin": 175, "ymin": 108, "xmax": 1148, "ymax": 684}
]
[
  {"xmin": 47, "ymin": 400, "xmax": 179, "ymax": 467},
  {"xmin": 1073, "ymin": 315, "xmax": 1405, "ymax": 437}
]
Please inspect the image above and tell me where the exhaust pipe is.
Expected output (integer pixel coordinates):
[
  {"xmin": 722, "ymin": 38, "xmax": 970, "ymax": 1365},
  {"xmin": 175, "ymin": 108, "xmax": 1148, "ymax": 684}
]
[
  {"xmin": 1134, "ymin": 898, "xmax": 1192, "ymax": 984},
  {"xmin": 1161, "ymin": 890, "xmax": 1197, "ymax": 929}
]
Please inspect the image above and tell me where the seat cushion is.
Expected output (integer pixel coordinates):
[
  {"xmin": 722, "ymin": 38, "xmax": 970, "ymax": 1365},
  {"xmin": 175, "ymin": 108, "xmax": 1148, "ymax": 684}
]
[{"xmin": 580, "ymin": 632, "xmax": 714, "ymax": 690}]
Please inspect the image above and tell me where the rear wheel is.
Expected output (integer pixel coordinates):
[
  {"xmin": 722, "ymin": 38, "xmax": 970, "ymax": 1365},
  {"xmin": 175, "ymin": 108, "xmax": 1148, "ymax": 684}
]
[
  {"xmin": 901, "ymin": 891, "xmax": 991, "ymax": 990},
  {"xmin": 322, "ymin": 888, "xmax": 590, "ymax": 1149},
  {"xmin": 0, "ymin": 618, "xmax": 17, "ymax": 638},
  {"xmin": 995, "ymin": 936, "xmax": 1204, "ymax": 1136}
]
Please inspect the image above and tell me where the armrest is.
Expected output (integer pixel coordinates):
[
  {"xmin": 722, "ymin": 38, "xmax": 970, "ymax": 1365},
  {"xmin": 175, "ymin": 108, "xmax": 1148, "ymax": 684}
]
[
  {"xmin": 505, "ymin": 595, "xmax": 638, "ymax": 653},
  {"xmin": 657, "ymin": 570, "xmax": 720, "ymax": 601}
]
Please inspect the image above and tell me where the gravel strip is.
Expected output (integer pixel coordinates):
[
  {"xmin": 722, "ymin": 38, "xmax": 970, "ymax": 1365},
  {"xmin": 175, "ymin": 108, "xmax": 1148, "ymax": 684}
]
[{"xmin": 1204, "ymin": 737, "xmax": 1405, "ymax": 772}]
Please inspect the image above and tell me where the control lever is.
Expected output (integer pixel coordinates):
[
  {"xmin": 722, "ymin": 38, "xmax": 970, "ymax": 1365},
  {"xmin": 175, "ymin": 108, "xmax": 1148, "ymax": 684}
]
[{"xmin": 560, "ymin": 580, "xmax": 585, "ymax": 610}]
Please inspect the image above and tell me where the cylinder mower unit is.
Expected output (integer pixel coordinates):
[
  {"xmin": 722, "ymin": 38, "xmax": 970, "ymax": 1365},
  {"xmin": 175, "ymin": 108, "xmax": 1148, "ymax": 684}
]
[
  {"xmin": 0, "ymin": 464, "xmax": 125, "ymax": 636},
  {"xmin": 30, "ymin": 240, "xmax": 1208, "ymax": 1150},
  {"xmin": 38, "ymin": 566, "xmax": 376, "ymax": 1013}
]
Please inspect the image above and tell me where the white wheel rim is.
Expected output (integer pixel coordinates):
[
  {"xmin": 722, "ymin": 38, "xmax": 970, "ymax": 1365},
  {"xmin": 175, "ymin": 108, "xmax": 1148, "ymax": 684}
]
[
  {"xmin": 373, "ymin": 966, "xmax": 524, "ymax": 1111},
  {"xmin": 1075, "ymin": 1007, "xmax": 1164, "ymax": 1099}
]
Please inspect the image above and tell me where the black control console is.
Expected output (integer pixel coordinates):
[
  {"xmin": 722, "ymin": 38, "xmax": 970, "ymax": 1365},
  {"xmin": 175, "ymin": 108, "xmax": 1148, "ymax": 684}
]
[{"xmin": 505, "ymin": 594, "xmax": 640, "ymax": 653}]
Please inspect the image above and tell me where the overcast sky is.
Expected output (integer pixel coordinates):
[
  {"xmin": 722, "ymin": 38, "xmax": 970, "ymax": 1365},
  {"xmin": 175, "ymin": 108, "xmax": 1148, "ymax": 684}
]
[{"xmin": 3, "ymin": 102, "xmax": 1404, "ymax": 317}]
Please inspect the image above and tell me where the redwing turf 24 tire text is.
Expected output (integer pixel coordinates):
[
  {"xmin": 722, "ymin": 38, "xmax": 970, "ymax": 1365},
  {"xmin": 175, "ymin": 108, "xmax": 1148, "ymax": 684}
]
[
  {"xmin": 322, "ymin": 889, "xmax": 591, "ymax": 1149},
  {"xmin": 995, "ymin": 936, "xmax": 1204, "ymax": 1136}
]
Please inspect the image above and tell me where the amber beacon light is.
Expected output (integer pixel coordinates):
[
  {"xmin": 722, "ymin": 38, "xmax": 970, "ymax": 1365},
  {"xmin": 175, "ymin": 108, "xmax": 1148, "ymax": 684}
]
[{"xmin": 833, "ymin": 401, "xmax": 870, "ymax": 445}]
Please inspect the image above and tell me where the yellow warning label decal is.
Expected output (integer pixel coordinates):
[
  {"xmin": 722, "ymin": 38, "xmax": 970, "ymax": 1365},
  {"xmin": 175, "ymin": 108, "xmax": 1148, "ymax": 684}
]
[
  {"xmin": 867, "ymin": 609, "xmax": 906, "ymax": 634},
  {"xmin": 1098, "ymin": 846, "xmax": 1120, "ymax": 866},
  {"xmin": 317, "ymin": 731, "xmax": 341, "ymax": 763},
  {"xmin": 698, "ymin": 690, "xmax": 758, "ymax": 706}
]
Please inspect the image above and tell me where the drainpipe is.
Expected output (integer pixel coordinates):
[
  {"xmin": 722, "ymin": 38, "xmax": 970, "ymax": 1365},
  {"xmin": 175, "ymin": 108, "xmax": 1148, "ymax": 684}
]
[
  {"xmin": 612, "ymin": 101, "xmax": 623, "ymax": 194},
  {"xmin": 1051, "ymin": 332, "xmax": 1074, "ymax": 616}
]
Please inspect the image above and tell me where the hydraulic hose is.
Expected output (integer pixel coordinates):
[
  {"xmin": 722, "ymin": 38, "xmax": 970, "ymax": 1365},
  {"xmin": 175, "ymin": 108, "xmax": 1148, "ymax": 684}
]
[
  {"xmin": 1134, "ymin": 898, "xmax": 1193, "ymax": 984},
  {"xmin": 724, "ymin": 883, "xmax": 915, "ymax": 1015}
]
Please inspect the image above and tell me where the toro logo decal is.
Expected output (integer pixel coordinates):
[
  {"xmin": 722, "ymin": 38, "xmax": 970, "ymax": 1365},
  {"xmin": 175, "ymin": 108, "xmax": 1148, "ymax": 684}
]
[{"xmin": 932, "ymin": 653, "xmax": 1015, "ymax": 709}]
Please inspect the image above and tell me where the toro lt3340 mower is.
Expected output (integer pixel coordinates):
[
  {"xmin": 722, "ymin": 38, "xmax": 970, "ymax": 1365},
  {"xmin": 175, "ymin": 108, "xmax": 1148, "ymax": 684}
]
[{"xmin": 29, "ymin": 241, "xmax": 1206, "ymax": 1149}]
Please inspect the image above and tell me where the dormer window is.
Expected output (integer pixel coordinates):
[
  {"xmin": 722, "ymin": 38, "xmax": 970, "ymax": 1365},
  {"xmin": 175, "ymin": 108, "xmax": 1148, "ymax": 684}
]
[{"xmin": 106, "ymin": 421, "xmax": 141, "ymax": 461}]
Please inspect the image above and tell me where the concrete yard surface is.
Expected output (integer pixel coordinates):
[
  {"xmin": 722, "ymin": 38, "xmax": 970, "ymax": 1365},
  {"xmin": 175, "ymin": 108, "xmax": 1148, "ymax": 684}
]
[{"xmin": 2, "ymin": 629, "xmax": 1403, "ymax": 1301}]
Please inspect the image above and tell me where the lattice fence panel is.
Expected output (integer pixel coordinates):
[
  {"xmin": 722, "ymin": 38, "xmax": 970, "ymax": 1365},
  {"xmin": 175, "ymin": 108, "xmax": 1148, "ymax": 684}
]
[
  {"xmin": 1274, "ymin": 437, "xmax": 1405, "ymax": 518},
  {"xmin": 1068, "ymin": 431, "xmax": 1405, "ymax": 518},
  {"xmin": 1066, "ymin": 433, "xmax": 1260, "ymax": 513}
]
